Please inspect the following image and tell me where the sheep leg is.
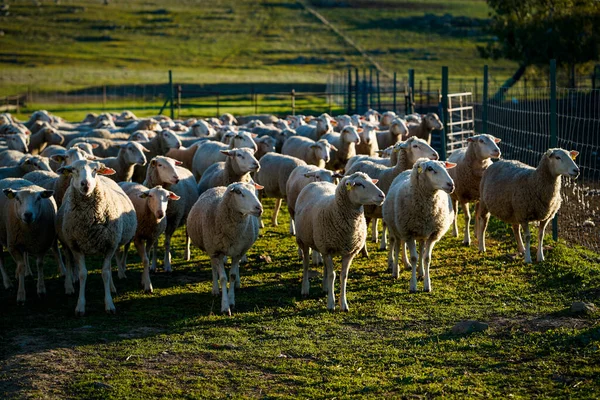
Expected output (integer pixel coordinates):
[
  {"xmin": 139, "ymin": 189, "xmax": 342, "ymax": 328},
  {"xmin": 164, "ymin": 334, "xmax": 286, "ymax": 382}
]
[
  {"xmin": 339, "ymin": 254, "xmax": 354, "ymax": 312},
  {"xmin": 402, "ymin": 240, "xmax": 410, "ymax": 271},
  {"xmin": 101, "ymin": 253, "xmax": 117, "ymax": 314},
  {"xmin": 117, "ymin": 242, "xmax": 130, "ymax": 279},
  {"xmin": 24, "ymin": 253, "xmax": 32, "ymax": 277},
  {"xmin": 212, "ymin": 257, "xmax": 230, "ymax": 315},
  {"xmin": 407, "ymin": 239, "xmax": 419, "ymax": 293},
  {"xmin": 371, "ymin": 218, "xmax": 378, "ymax": 243},
  {"xmin": 163, "ymin": 232, "xmax": 173, "ymax": 273},
  {"xmin": 272, "ymin": 198, "xmax": 282, "ymax": 226},
  {"xmin": 537, "ymin": 219, "xmax": 551, "ymax": 262},
  {"xmin": 0, "ymin": 248, "xmax": 12, "ymax": 289},
  {"xmin": 417, "ymin": 240, "xmax": 425, "ymax": 279},
  {"xmin": 387, "ymin": 236, "xmax": 395, "ymax": 274},
  {"xmin": 451, "ymin": 199, "xmax": 459, "ymax": 237},
  {"xmin": 211, "ymin": 259, "xmax": 220, "ymax": 297},
  {"xmin": 184, "ymin": 230, "xmax": 191, "ymax": 261},
  {"xmin": 136, "ymin": 240, "xmax": 153, "ymax": 293},
  {"xmin": 231, "ymin": 259, "xmax": 241, "ymax": 288},
  {"xmin": 473, "ymin": 202, "xmax": 480, "ymax": 236},
  {"xmin": 62, "ymin": 246, "xmax": 75, "ymax": 295},
  {"xmin": 311, "ymin": 249, "xmax": 322, "ymax": 266},
  {"xmin": 73, "ymin": 251, "xmax": 88, "ymax": 316},
  {"xmin": 422, "ymin": 240, "xmax": 435, "ymax": 292},
  {"xmin": 360, "ymin": 243, "xmax": 369, "ymax": 258},
  {"xmin": 379, "ymin": 222, "xmax": 388, "ymax": 251},
  {"xmin": 324, "ymin": 254, "xmax": 336, "ymax": 311},
  {"xmin": 322, "ymin": 261, "xmax": 328, "ymax": 293},
  {"xmin": 477, "ymin": 209, "xmax": 490, "ymax": 253},
  {"xmin": 257, "ymin": 191, "xmax": 265, "ymax": 229},
  {"xmin": 52, "ymin": 239, "xmax": 66, "ymax": 277},
  {"xmin": 519, "ymin": 222, "xmax": 532, "ymax": 263},
  {"xmin": 301, "ymin": 245, "xmax": 311, "ymax": 297},
  {"xmin": 392, "ymin": 238, "xmax": 401, "ymax": 279},
  {"xmin": 512, "ymin": 224, "xmax": 525, "ymax": 254},
  {"xmin": 289, "ymin": 218, "xmax": 295, "ymax": 236},
  {"xmin": 150, "ymin": 242, "xmax": 158, "ymax": 272},
  {"xmin": 229, "ymin": 257, "xmax": 241, "ymax": 308},
  {"xmin": 10, "ymin": 250, "xmax": 27, "ymax": 303},
  {"xmin": 36, "ymin": 255, "xmax": 46, "ymax": 297},
  {"xmin": 462, "ymin": 202, "xmax": 471, "ymax": 246}
]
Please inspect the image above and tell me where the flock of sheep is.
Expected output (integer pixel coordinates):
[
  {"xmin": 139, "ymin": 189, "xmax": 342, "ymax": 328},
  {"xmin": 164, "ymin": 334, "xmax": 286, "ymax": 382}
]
[{"xmin": 0, "ymin": 108, "xmax": 580, "ymax": 315}]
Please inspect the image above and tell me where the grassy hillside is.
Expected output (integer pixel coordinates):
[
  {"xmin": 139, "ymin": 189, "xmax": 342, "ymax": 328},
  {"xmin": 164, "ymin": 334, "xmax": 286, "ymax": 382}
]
[
  {"xmin": 1, "ymin": 199, "xmax": 599, "ymax": 398},
  {"xmin": 0, "ymin": 0, "xmax": 517, "ymax": 94}
]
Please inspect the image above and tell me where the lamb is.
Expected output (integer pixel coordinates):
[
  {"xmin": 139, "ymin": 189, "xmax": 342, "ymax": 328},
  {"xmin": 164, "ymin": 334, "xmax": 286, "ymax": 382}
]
[
  {"xmin": 382, "ymin": 159, "xmax": 456, "ymax": 291},
  {"xmin": 117, "ymin": 183, "xmax": 180, "ymax": 292},
  {"xmin": 406, "ymin": 113, "xmax": 443, "ymax": 144},
  {"xmin": 0, "ymin": 179, "xmax": 57, "ymax": 302},
  {"xmin": 296, "ymin": 114, "xmax": 336, "ymax": 141},
  {"xmin": 191, "ymin": 131, "xmax": 257, "ymax": 180},
  {"xmin": 355, "ymin": 124, "xmax": 378, "ymax": 156},
  {"xmin": 254, "ymin": 153, "xmax": 307, "ymax": 229},
  {"xmin": 96, "ymin": 141, "xmax": 150, "ymax": 182},
  {"xmin": 187, "ymin": 181, "xmax": 263, "ymax": 315},
  {"xmin": 143, "ymin": 156, "xmax": 199, "ymax": 272},
  {"xmin": 56, "ymin": 160, "xmax": 137, "ymax": 315},
  {"xmin": 346, "ymin": 137, "xmax": 439, "ymax": 251},
  {"xmin": 477, "ymin": 148, "xmax": 579, "ymax": 263},
  {"xmin": 281, "ymin": 136, "xmax": 334, "ymax": 168},
  {"xmin": 321, "ymin": 126, "xmax": 361, "ymax": 170},
  {"xmin": 197, "ymin": 148, "xmax": 260, "ymax": 196},
  {"xmin": 376, "ymin": 117, "xmax": 409, "ymax": 149},
  {"xmin": 447, "ymin": 134, "xmax": 501, "ymax": 246},
  {"xmin": 295, "ymin": 172, "xmax": 385, "ymax": 311}
]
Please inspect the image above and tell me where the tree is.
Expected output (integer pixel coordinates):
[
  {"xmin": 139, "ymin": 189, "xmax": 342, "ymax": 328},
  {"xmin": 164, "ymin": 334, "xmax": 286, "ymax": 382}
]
[{"xmin": 479, "ymin": 0, "xmax": 600, "ymax": 92}]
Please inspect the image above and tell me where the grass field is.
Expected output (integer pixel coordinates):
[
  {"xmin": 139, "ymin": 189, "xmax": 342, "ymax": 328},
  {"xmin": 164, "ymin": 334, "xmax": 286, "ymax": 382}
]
[
  {"xmin": 1, "ymin": 198, "xmax": 599, "ymax": 398},
  {"xmin": 0, "ymin": 0, "xmax": 518, "ymax": 96}
]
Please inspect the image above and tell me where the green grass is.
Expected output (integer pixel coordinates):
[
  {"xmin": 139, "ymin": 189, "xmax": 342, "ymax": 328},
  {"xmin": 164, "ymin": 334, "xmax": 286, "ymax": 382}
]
[
  {"xmin": 0, "ymin": 0, "xmax": 518, "ymax": 96},
  {"xmin": 1, "ymin": 199, "xmax": 599, "ymax": 398}
]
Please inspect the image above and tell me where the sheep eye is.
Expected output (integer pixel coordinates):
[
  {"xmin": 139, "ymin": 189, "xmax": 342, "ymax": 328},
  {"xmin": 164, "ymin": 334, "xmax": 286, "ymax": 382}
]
[
  {"xmin": 427, "ymin": 166, "xmax": 434, "ymax": 172},
  {"xmin": 412, "ymin": 145, "xmax": 418, "ymax": 148},
  {"xmin": 555, "ymin": 156, "xmax": 561, "ymax": 160},
  {"xmin": 158, "ymin": 163, "xmax": 162, "ymax": 167},
  {"xmin": 479, "ymin": 139, "xmax": 484, "ymax": 143}
]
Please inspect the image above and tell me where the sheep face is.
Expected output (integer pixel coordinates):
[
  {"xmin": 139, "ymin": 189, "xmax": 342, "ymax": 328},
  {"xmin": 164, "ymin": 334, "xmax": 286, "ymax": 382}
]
[
  {"xmin": 364, "ymin": 109, "xmax": 381, "ymax": 123},
  {"xmin": 304, "ymin": 170, "xmax": 341, "ymax": 184},
  {"xmin": 398, "ymin": 137, "xmax": 439, "ymax": 163},
  {"xmin": 43, "ymin": 128, "xmax": 65, "ymax": 146},
  {"xmin": 275, "ymin": 119, "xmax": 289, "ymax": 130},
  {"xmin": 6, "ymin": 134, "xmax": 29, "ymax": 153},
  {"xmin": 343, "ymin": 172, "xmax": 385, "ymax": 206},
  {"xmin": 22, "ymin": 156, "xmax": 52, "ymax": 172},
  {"xmin": 468, "ymin": 134, "xmax": 501, "ymax": 159},
  {"xmin": 341, "ymin": 126, "xmax": 361, "ymax": 145},
  {"xmin": 52, "ymin": 148, "xmax": 89, "ymax": 167},
  {"xmin": 414, "ymin": 159, "xmax": 456, "ymax": 194},
  {"xmin": 59, "ymin": 160, "xmax": 116, "ymax": 196},
  {"xmin": 2, "ymin": 187, "xmax": 54, "ymax": 224},
  {"xmin": 287, "ymin": 116, "xmax": 305, "ymax": 129},
  {"xmin": 219, "ymin": 113, "xmax": 237, "ymax": 126},
  {"xmin": 546, "ymin": 149, "xmax": 580, "ymax": 178},
  {"xmin": 358, "ymin": 125, "xmax": 376, "ymax": 145},
  {"xmin": 311, "ymin": 140, "xmax": 333, "ymax": 164},
  {"xmin": 335, "ymin": 115, "xmax": 353, "ymax": 130},
  {"xmin": 316, "ymin": 115, "xmax": 335, "ymax": 133},
  {"xmin": 141, "ymin": 185, "xmax": 180, "ymax": 221},
  {"xmin": 221, "ymin": 148, "xmax": 260, "ymax": 174},
  {"xmin": 221, "ymin": 130, "xmax": 236, "ymax": 145},
  {"xmin": 191, "ymin": 120, "xmax": 214, "ymax": 137},
  {"xmin": 150, "ymin": 157, "xmax": 181, "ymax": 185},
  {"xmin": 381, "ymin": 111, "xmax": 397, "ymax": 127},
  {"xmin": 159, "ymin": 130, "xmax": 181, "ymax": 150},
  {"xmin": 228, "ymin": 182, "xmax": 263, "ymax": 217},
  {"xmin": 31, "ymin": 110, "xmax": 53, "ymax": 123},
  {"xmin": 121, "ymin": 142, "xmax": 149, "ymax": 166},
  {"xmin": 72, "ymin": 143, "xmax": 97, "ymax": 156},
  {"xmin": 390, "ymin": 118, "xmax": 409, "ymax": 137},
  {"xmin": 232, "ymin": 132, "xmax": 258, "ymax": 153},
  {"xmin": 256, "ymin": 136, "xmax": 276, "ymax": 155},
  {"xmin": 377, "ymin": 145, "xmax": 394, "ymax": 158},
  {"xmin": 424, "ymin": 113, "xmax": 443, "ymax": 130},
  {"xmin": 129, "ymin": 131, "xmax": 150, "ymax": 143}
]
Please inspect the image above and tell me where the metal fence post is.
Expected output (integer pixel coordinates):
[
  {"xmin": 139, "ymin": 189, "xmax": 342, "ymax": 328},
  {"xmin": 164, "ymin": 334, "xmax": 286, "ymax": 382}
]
[
  {"xmin": 393, "ymin": 72, "xmax": 397, "ymax": 113},
  {"xmin": 362, "ymin": 69, "xmax": 367, "ymax": 114},
  {"xmin": 482, "ymin": 65, "xmax": 488, "ymax": 134},
  {"xmin": 354, "ymin": 68, "xmax": 359, "ymax": 114},
  {"xmin": 369, "ymin": 68, "xmax": 373, "ymax": 109},
  {"xmin": 291, "ymin": 89, "xmax": 295, "ymax": 116},
  {"xmin": 216, "ymin": 92, "xmax": 220, "ymax": 118},
  {"xmin": 408, "ymin": 68, "xmax": 415, "ymax": 114},
  {"xmin": 441, "ymin": 66, "xmax": 449, "ymax": 161},
  {"xmin": 376, "ymin": 71, "xmax": 381, "ymax": 111},
  {"xmin": 168, "ymin": 70, "xmax": 174, "ymax": 120},
  {"xmin": 550, "ymin": 59, "xmax": 558, "ymax": 241},
  {"xmin": 347, "ymin": 69, "xmax": 352, "ymax": 114}
]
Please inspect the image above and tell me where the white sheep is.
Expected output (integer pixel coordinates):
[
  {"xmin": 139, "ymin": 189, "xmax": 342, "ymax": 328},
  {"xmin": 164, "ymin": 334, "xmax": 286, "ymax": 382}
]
[
  {"xmin": 187, "ymin": 181, "xmax": 263, "ymax": 315},
  {"xmin": 143, "ymin": 156, "xmax": 199, "ymax": 272},
  {"xmin": 296, "ymin": 114, "xmax": 336, "ymax": 141},
  {"xmin": 355, "ymin": 124, "xmax": 378, "ymax": 156},
  {"xmin": 447, "ymin": 134, "xmax": 501, "ymax": 246},
  {"xmin": 382, "ymin": 159, "xmax": 456, "ymax": 291},
  {"xmin": 376, "ymin": 117, "xmax": 409, "ymax": 149},
  {"xmin": 321, "ymin": 126, "xmax": 361, "ymax": 170},
  {"xmin": 197, "ymin": 148, "xmax": 260, "ymax": 196},
  {"xmin": 191, "ymin": 131, "xmax": 257, "ymax": 180},
  {"xmin": 477, "ymin": 148, "xmax": 580, "ymax": 263},
  {"xmin": 281, "ymin": 136, "xmax": 335, "ymax": 168},
  {"xmin": 406, "ymin": 113, "xmax": 443, "ymax": 144},
  {"xmin": 0, "ymin": 179, "xmax": 57, "ymax": 301},
  {"xmin": 295, "ymin": 172, "xmax": 385, "ymax": 311},
  {"xmin": 117, "ymin": 183, "xmax": 180, "ymax": 292},
  {"xmin": 56, "ymin": 160, "xmax": 137, "ymax": 315},
  {"xmin": 98, "ymin": 141, "xmax": 150, "ymax": 182}
]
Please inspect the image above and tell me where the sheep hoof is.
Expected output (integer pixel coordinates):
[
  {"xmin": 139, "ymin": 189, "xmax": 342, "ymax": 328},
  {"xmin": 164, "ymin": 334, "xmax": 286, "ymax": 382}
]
[
  {"xmin": 392, "ymin": 273, "xmax": 399, "ymax": 279},
  {"xmin": 462, "ymin": 241, "xmax": 470, "ymax": 247},
  {"xmin": 212, "ymin": 289, "xmax": 220, "ymax": 297},
  {"xmin": 222, "ymin": 308, "xmax": 231, "ymax": 316},
  {"xmin": 105, "ymin": 307, "xmax": 117, "ymax": 314},
  {"xmin": 75, "ymin": 310, "xmax": 85, "ymax": 317},
  {"xmin": 409, "ymin": 288, "xmax": 418, "ymax": 294},
  {"xmin": 423, "ymin": 287, "xmax": 432, "ymax": 293},
  {"xmin": 144, "ymin": 288, "xmax": 153, "ymax": 294}
]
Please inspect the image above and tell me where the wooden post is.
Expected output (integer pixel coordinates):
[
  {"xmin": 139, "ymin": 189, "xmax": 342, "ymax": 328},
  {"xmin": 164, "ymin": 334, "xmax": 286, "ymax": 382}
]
[{"xmin": 291, "ymin": 89, "xmax": 295, "ymax": 116}]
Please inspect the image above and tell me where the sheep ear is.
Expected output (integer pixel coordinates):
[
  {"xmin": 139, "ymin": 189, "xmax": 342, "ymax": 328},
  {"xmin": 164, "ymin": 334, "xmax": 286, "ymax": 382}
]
[
  {"xmin": 91, "ymin": 143, "xmax": 100, "ymax": 149},
  {"xmin": 254, "ymin": 183, "xmax": 264, "ymax": 190},
  {"xmin": 345, "ymin": 182, "xmax": 354, "ymax": 191},
  {"xmin": 304, "ymin": 117, "xmax": 311, "ymax": 123},
  {"xmin": 570, "ymin": 150, "xmax": 579, "ymax": 160},
  {"xmin": 445, "ymin": 162, "xmax": 457, "ymax": 169},
  {"xmin": 330, "ymin": 120, "xmax": 338, "ymax": 126},
  {"xmin": 251, "ymin": 133, "xmax": 258, "ymax": 138},
  {"xmin": 467, "ymin": 137, "xmax": 475, "ymax": 142},
  {"xmin": 357, "ymin": 128, "xmax": 364, "ymax": 133},
  {"xmin": 40, "ymin": 190, "xmax": 54, "ymax": 199},
  {"xmin": 97, "ymin": 166, "xmax": 116, "ymax": 176},
  {"xmin": 3, "ymin": 189, "xmax": 16, "ymax": 199},
  {"xmin": 139, "ymin": 191, "xmax": 150, "ymax": 199},
  {"xmin": 57, "ymin": 166, "xmax": 73, "ymax": 176},
  {"xmin": 142, "ymin": 146, "xmax": 151, "ymax": 153},
  {"xmin": 168, "ymin": 191, "xmax": 181, "ymax": 200},
  {"xmin": 309, "ymin": 145, "xmax": 319, "ymax": 149},
  {"xmin": 371, "ymin": 179, "xmax": 378, "ymax": 184},
  {"xmin": 174, "ymin": 160, "xmax": 183, "ymax": 166},
  {"xmin": 330, "ymin": 145, "xmax": 338, "ymax": 152},
  {"xmin": 220, "ymin": 150, "xmax": 233, "ymax": 156},
  {"xmin": 494, "ymin": 137, "xmax": 501, "ymax": 143},
  {"xmin": 150, "ymin": 159, "xmax": 157, "ymax": 167}
]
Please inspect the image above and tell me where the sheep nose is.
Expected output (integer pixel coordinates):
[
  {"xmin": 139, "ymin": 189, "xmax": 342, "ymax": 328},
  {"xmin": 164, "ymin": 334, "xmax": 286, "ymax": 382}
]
[
  {"xmin": 23, "ymin": 212, "xmax": 33, "ymax": 222},
  {"xmin": 446, "ymin": 183, "xmax": 455, "ymax": 193},
  {"xmin": 157, "ymin": 210, "xmax": 165, "ymax": 219},
  {"xmin": 255, "ymin": 206, "xmax": 263, "ymax": 216},
  {"xmin": 432, "ymin": 153, "xmax": 439, "ymax": 160},
  {"xmin": 492, "ymin": 151, "xmax": 501, "ymax": 158},
  {"xmin": 81, "ymin": 181, "xmax": 89, "ymax": 190},
  {"xmin": 173, "ymin": 176, "xmax": 180, "ymax": 184},
  {"xmin": 571, "ymin": 168, "xmax": 580, "ymax": 178}
]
